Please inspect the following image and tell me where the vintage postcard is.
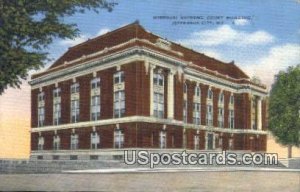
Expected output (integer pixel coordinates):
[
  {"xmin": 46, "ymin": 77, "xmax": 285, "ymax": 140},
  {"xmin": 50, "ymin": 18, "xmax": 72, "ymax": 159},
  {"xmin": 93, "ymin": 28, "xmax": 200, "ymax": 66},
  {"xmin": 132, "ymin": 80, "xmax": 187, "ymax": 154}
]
[{"xmin": 0, "ymin": 0, "xmax": 299, "ymax": 191}]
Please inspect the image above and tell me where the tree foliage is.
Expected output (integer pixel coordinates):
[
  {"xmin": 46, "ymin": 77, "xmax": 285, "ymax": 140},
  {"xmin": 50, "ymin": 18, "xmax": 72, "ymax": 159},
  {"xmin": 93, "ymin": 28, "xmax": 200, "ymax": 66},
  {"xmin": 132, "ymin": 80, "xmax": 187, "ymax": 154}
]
[
  {"xmin": 269, "ymin": 64, "xmax": 300, "ymax": 147},
  {"xmin": 0, "ymin": 0, "xmax": 113, "ymax": 94}
]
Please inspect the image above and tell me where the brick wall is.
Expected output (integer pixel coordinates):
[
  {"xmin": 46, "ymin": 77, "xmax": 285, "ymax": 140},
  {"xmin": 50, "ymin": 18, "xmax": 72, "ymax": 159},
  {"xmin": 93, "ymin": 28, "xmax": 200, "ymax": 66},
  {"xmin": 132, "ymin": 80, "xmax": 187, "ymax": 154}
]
[
  {"xmin": 59, "ymin": 80, "xmax": 72, "ymax": 124},
  {"xmin": 44, "ymin": 84, "xmax": 55, "ymax": 126},
  {"xmin": 174, "ymin": 73, "xmax": 183, "ymax": 121},
  {"xmin": 31, "ymin": 89, "xmax": 39, "ymax": 128},
  {"xmin": 200, "ymin": 84, "xmax": 208, "ymax": 125}
]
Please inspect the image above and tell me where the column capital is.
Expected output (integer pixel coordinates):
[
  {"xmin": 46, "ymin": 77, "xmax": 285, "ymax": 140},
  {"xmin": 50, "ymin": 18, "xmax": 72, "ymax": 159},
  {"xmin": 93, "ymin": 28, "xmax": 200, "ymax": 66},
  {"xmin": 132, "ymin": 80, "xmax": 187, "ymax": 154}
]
[
  {"xmin": 149, "ymin": 63, "xmax": 156, "ymax": 69},
  {"xmin": 169, "ymin": 68, "xmax": 176, "ymax": 75}
]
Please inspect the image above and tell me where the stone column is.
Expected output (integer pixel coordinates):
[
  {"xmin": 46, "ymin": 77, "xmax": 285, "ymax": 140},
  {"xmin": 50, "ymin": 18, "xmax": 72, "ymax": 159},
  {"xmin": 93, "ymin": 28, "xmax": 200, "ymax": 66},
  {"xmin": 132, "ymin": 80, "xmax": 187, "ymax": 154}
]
[
  {"xmin": 167, "ymin": 70, "xmax": 175, "ymax": 119},
  {"xmin": 257, "ymin": 97, "xmax": 262, "ymax": 130},
  {"xmin": 149, "ymin": 64, "xmax": 155, "ymax": 116}
]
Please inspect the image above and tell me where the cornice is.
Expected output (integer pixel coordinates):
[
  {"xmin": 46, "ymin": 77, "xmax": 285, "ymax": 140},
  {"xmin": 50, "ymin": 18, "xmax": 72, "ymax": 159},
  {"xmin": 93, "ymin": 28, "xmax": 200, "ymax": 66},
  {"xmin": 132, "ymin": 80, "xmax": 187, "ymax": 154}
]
[{"xmin": 31, "ymin": 116, "xmax": 267, "ymax": 135}]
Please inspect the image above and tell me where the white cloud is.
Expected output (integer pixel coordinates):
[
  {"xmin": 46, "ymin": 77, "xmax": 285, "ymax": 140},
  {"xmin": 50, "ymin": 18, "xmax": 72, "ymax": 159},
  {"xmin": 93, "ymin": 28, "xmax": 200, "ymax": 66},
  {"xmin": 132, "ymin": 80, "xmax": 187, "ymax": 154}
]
[
  {"xmin": 96, "ymin": 28, "xmax": 110, "ymax": 36},
  {"xmin": 60, "ymin": 35, "xmax": 88, "ymax": 47},
  {"xmin": 233, "ymin": 19, "xmax": 250, "ymax": 26},
  {"xmin": 178, "ymin": 25, "xmax": 275, "ymax": 47},
  {"xmin": 59, "ymin": 27, "xmax": 111, "ymax": 47},
  {"xmin": 242, "ymin": 43, "xmax": 300, "ymax": 88}
]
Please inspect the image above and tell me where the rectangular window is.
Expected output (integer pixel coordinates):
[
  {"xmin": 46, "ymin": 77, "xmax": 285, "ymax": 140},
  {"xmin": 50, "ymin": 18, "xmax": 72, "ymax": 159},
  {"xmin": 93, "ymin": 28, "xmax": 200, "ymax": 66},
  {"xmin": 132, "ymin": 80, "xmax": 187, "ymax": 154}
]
[
  {"xmin": 194, "ymin": 135, "xmax": 200, "ymax": 150},
  {"xmin": 159, "ymin": 131, "xmax": 167, "ymax": 149},
  {"xmin": 70, "ymin": 83, "xmax": 80, "ymax": 123},
  {"xmin": 53, "ymin": 136, "xmax": 60, "ymax": 150},
  {"xmin": 91, "ymin": 78, "xmax": 100, "ymax": 89},
  {"xmin": 91, "ymin": 132, "xmax": 100, "ymax": 149},
  {"xmin": 193, "ymin": 103, "xmax": 201, "ymax": 125},
  {"xmin": 114, "ymin": 91, "xmax": 125, "ymax": 118},
  {"xmin": 38, "ymin": 92, "xmax": 45, "ymax": 127},
  {"xmin": 71, "ymin": 99, "xmax": 80, "ymax": 123},
  {"xmin": 71, "ymin": 83, "xmax": 79, "ymax": 94},
  {"xmin": 183, "ymin": 100, "xmax": 187, "ymax": 123},
  {"xmin": 114, "ymin": 71, "xmax": 124, "ymax": 84},
  {"xmin": 91, "ymin": 95, "xmax": 100, "ymax": 120},
  {"xmin": 38, "ymin": 106, "xmax": 45, "ymax": 127},
  {"xmin": 153, "ymin": 73, "xmax": 164, "ymax": 86},
  {"xmin": 70, "ymin": 134, "xmax": 79, "ymax": 150},
  {"xmin": 206, "ymin": 105, "xmax": 213, "ymax": 126},
  {"xmin": 154, "ymin": 92, "xmax": 164, "ymax": 118},
  {"xmin": 114, "ymin": 130, "xmax": 124, "ymax": 148},
  {"xmin": 53, "ymin": 88, "xmax": 61, "ymax": 125},
  {"xmin": 218, "ymin": 108, "xmax": 224, "ymax": 128},
  {"xmin": 53, "ymin": 103, "xmax": 61, "ymax": 125},
  {"xmin": 229, "ymin": 110, "xmax": 235, "ymax": 129},
  {"xmin": 91, "ymin": 78, "xmax": 101, "ymax": 121},
  {"xmin": 38, "ymin": 136, "xmax": 44, "ymax": 151}
]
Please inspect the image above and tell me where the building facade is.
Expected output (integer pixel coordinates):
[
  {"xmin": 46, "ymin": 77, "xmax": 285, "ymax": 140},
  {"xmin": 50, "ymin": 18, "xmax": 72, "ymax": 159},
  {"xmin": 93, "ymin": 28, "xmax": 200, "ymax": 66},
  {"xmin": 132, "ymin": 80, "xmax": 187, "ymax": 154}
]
[{"xmin": 30, "ymin": 22, "xmax": 268, "ymax": 160}]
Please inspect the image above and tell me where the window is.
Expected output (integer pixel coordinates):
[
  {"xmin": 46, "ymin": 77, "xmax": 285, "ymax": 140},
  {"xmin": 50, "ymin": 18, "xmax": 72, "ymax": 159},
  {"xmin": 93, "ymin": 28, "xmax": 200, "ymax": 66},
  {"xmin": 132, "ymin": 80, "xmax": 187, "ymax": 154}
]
[
  {"xmin": 195, "ymin": 86, "xmax": 201, "ymax": 97},
  {"xmin": 91, "ymin": 78, "xmax": 100, "ymax": 89},
  {"xmin": 114, "ymin": 129, "xmax": 124, "ymax": 148},
  {"xmin": 218, "ymin": 108, "xmax": 224, "ymax": 128},
  {"xmin": 153, "ymin": 73, "xmax": 164, "ymax": 86},
  {"xmin": 91, "ymin": 78, "xmax": 101, "ymax": 121},
  {"xmin": 252, "ymin": 120, "xmax": 257, "ymax": 130},
  {"xmin": 194, "ymin": 135, "xmax": 200, "ymax": 150},
  {"xmin": 38, "ymin": 136, "xmax": 44, "ymax": 150},
  {"xmin": 70, "ymin": 155, "xmax": 78, "ymax": 160},
  {"xmin": 91, "ymin": 95, "xmax": 100, "ymax": 120},
  {"xmin": 70, "ymin": 134, "xmax": 79, "ymax": 150},
  {"xmin": 206, "ymin": 105, "xmax": 213, "ymax": 126},
  {"xmin": 38, "ymin": 106, "xmax": 45, "ymax": 127},
  {"xmin": 183, "ymin": 132, "xmax": 187, "ymax": 148},
  {"xmin": 114, "ymin": 91, "xmax": 125, "ymax": 118},
  {"xmin": 229, "ymin": 109, "xmax": 235, "ymax": 129},
  {"xmin": 183, "ymin": 100, "xmax": 188, "ymax": 123},
  {"xmin": 53, "ymin": 88, "xmax": 61, "ymax": 125},
  {"xmin": 230, "ymin": 95, "xmax": 234, "ymax": 105},
  {"xmin": 154, "ymin": 92, "xmax": 164, "ymax": 118},
  {"xmin": 38, "ymin": 92, "xmax": 45, "ymax": 127},
  {"xmin": 53, "ymin": 135, "xmax": 60, "ymax": 150},
  {"xmin": 151, "ymin": 132, "xmax": 155, "ymax": 147},
  {"xmin": 114, "ymin": 71, "xmax": 124, "ymax": 84},
  {"xmin": 193, "ymin": 103, "xmax": 201, "ymax": 125},
  {"xmin": 53, "ymin": 103, "xmax": 61, "ymax": 125},
  {"xmin": 91, "ymin": 132, "xmax": 100, "ymax": 149},
  {"xmin": 159, "ymin": 131, "xmax": 167, "ymax": 149},
  {"xmin": 38, "ymin": 92, "xmax": 45, "ymax": 102},
  {"xmin": 71, "ymin": 83, "xmax": 79, "ymax": 94},
  {"xmin": 71, "ymin": 99, "xmax": 80, "ymax": 123},
  {"xmin": 70, "ymin": 83, "xmax": 80, "ymax": 123},
  {"xmin": 229, "ymin": 139, "xmax": 234, "ymax": 150},
  {"xmin": 153, "ymin": 72, "xmax": 164, "ymax": 118},
  {"xmin": 219, "ymin": 92, "xmax": 224, "ymax": 104},
  {"xmin": 208, "ymin": 89, "xmax": 213, "ymax": 100},
  {"xmin": 183, "ymin": 83, "xmax": 187, "ymax": 94}
]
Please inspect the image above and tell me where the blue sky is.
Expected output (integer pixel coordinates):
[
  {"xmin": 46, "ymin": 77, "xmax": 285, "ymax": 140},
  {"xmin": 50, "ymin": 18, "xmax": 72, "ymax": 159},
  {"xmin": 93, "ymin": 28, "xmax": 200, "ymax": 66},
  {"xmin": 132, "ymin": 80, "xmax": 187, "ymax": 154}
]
[
  {"xmin": 1, "ymin": 0, "xmax": 299, "ymax": 157},
  {"xmin": 43, "ymin": 0, "xmax": 300, "ymax": 88}
]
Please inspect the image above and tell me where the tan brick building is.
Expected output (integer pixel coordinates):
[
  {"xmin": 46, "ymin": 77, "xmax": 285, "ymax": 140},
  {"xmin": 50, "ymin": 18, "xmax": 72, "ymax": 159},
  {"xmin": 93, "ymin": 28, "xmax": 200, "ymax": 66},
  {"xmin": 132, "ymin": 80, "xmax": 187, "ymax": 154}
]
[{"xmin": 30, "ymin": 22, "xmax": 268, "ymax": 160}]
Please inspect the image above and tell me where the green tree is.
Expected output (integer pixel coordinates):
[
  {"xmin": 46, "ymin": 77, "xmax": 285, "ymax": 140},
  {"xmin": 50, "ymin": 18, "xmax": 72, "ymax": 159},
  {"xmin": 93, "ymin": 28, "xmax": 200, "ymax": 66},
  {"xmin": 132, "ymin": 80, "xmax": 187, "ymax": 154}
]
[
  {"xmin": 0, "ymin": 0, "xmax": 114, "ymax": 94},
  {"xmin": 269, "ymin": 64, "xmax": 300, "ymax": 158}
]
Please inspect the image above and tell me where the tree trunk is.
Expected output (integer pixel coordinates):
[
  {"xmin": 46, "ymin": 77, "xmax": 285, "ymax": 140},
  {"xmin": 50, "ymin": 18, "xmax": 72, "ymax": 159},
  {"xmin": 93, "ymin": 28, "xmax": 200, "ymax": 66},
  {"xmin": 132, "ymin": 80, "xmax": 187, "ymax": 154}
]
[{"xmin": 288, "ymin": 145, "xmax": 292, "ymax": 158}]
